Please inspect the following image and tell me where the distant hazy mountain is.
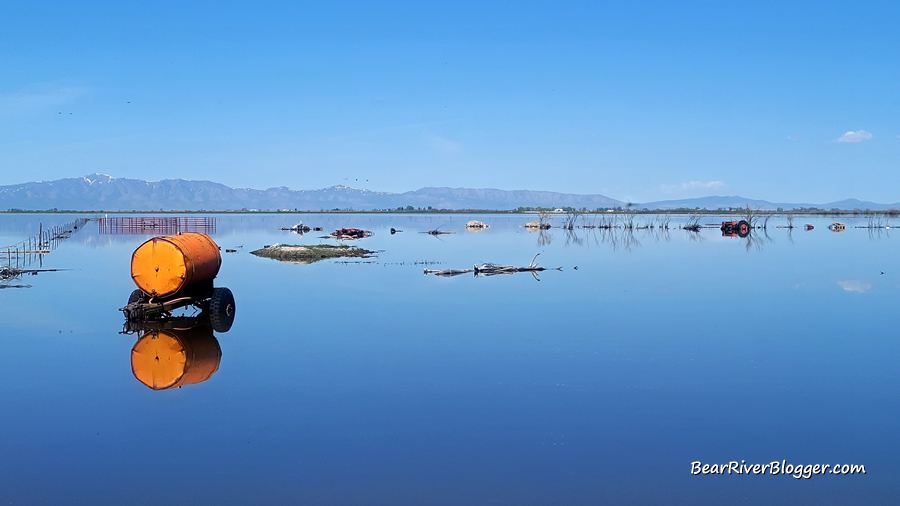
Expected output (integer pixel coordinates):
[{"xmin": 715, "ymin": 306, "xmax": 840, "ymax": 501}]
[
  {"xmin": 0, "ymin": 175, "xmax": 895, "ymax": 211},
  {"xmin": 640, "ymin": 195, "xmax": 899, "ymax": 211},
  {"xmin": 818, "ymin": 198, "xmax": 898, "ymax": 211},
  {"xmin": 0, "ymin": 174, "xmax": 623, "ymax": 211},
  {"xmin": 640, "ymin": 196, "xmax": 807, "ymax": 210},
  {"xmin": 399, "ymin": 186, "xmax": 623, "ymax": 210}
]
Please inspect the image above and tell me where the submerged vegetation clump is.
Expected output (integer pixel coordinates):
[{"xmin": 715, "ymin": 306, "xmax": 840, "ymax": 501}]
[
  {"xmin": 250, "ymin": 244, "xmax": 377, "ymax": 264},
  {"xmin": 683, "ymin": 215, "xmax": 703, "ymax": 232}
]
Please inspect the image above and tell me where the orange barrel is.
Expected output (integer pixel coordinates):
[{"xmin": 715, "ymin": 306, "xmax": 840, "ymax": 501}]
[
  {"xmin": 131, "ymin": 233, "xmax": 221, "ymax": 298},
  {"xmin": 131, "ymin": 327, "xmax": 222, "ymax": 390}
]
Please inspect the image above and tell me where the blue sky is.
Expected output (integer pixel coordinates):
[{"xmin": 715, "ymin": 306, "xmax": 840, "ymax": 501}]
[{"xmin": 1, "ymin": 1, "xmax": 897, "ymax": 203}]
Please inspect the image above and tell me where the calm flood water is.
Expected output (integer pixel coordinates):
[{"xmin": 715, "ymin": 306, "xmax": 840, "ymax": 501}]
[{"xmin": 1, "ymin": 213, "xmax": 897, "ymax": 504}]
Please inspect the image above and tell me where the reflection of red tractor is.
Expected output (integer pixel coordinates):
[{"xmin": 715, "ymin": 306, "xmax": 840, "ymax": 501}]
[{"xmin": 721, "ymin": 220, "xmax": 751, "ymax": 238}]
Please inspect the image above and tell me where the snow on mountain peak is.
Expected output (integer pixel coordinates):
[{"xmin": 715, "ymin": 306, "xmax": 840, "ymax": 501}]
[{"xmin": 82, "ymin": 173, "xmax": 115, "ymax": 184}]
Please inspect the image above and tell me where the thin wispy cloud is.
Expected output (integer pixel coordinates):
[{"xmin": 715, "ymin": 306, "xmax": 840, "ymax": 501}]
[
  {"xmin": 0, "ymin": 84, "xmax": 86, "ymax": 117},
  {"xmin": 836, "ymin": 130, "xmax": 873, "ymax": 143},
  {"xmin": 660, "ymin": 180, "xmax": 725, "ymax": 193},
  {"xmin": 425, "ymin": 134, "xmax": 461, "ymax": 155},
  {"xmin": 838, "ymin": 280, "xmax": 871, "ymax": 293},
  {"xmin": 321, "ymin": 121, "xmax": 445, "ymax": 142}
]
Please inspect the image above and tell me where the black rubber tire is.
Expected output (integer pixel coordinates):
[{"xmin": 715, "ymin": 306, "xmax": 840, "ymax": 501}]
[
  {"xmin": 737, "ymin": 220, "xmax": 751, "ymax": 238},
  {"xmin": 127, "ymin": 289, "xmax": 144, "ymax": 305},
  {"xmin": 210, "ymin": 287, "xmax": 236, "ymax": 333}
]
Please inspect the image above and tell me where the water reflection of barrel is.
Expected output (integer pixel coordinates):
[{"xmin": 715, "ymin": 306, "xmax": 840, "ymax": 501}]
[
  {"xmin": 131, "ymin": 326, "xmax": 222, "ymax": 390},
  {"xmin": 131, "ymin": 232, "xmax": 221, "ymax": 298}
]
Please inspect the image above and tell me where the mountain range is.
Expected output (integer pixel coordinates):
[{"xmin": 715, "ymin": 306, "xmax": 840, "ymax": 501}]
[{"xmin": 0, "ymin": 174, "xmax": 896, "ymax": 211}]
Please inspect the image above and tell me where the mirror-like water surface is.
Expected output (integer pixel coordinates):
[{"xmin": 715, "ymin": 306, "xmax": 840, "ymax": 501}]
[{"xmin": 1, "ymin": 213, "xmax": 897, "ymax": 504}]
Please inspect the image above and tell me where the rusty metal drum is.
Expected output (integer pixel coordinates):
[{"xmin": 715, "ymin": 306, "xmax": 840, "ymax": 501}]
[{"xmin": 131, "ymin": 233, "xmax": 221, "ymax": 298}]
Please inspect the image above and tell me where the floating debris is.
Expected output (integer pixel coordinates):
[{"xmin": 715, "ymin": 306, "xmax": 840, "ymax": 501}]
[
  {"xmin": 282, "ymin": 222, "xmax": 311, "ymax": 233},
  {"xmin": 390, "ymin": 227, "xmax": 403, "ymax": 234},
  {"xmin": 829, "ymin": 222, "xmax": 846, "ymax": 232},
  {"xmin": 384, "ymin": 260, "xmax": 444, "ymax": 266},
  {"xmin": 425, "ymin": 254, "xmax": 561, "ymax": 280},
  {"xmin": 1, "ymin": 266, "xmax": 66, "ymax": 289},
  {"xmin": 0, "ymin": 283, "xmax": 31, "ymax": 289},
  {"xmin": 331, "ymin": 228, "xmax": 372, "ymax": 240},
  {"xmin": 0, "ymin": 267, "xmax": 22, "ymax": 279},
  {"xmin": 683, "ymin": 216, "xmax": 702, "ymax": 232},
  {"xmin": 422, "ymin": 225, "xmax": 454, "ymax": 235},
  {"xmin": 1, "ymin": 267, "xmax": 63, "ymax": 277},
  {"xmin": 251, "ymin": 244, "xmax": 377, "ymax": 264},
  {"xmin": 523, "ymin": 221, "xmax": 551, "ymax": 230},
  {"xmin": 424, "ymin": 268, "xmax": 474, "ymax": 277},
  {"xmin": 465, "ymin": 220, "xmax": 490, "ymax": 230},
  {"xmin": 1, "ymin": 266, "xmax": 28, "ymax": 289}
]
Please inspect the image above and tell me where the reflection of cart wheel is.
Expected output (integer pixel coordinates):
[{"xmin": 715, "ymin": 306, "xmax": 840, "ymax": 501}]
[
  {"xmin": 210, "ymin": 287, "xmax": 236, "ymax": 333},
  {"xmin": 737, "ymin": 220, "xmax": 750, "ymax": 237},
  {"xmin": 128, "ymin": 289, "xmax": 144, "ymax": 305}
]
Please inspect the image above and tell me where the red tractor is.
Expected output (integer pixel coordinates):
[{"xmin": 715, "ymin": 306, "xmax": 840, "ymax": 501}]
[{"xmin": 721, "ymin": 220, "xmax": 751, "ymax": 238}]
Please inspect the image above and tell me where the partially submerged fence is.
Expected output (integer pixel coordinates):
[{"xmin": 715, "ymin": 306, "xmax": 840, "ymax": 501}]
[
  {"xmin": 2, "ymin": 218, "xmax": 89, "ymax": 270},
  {"xmin": 98, "ymin": 216, "xmax": 216, "ymax": 235}
]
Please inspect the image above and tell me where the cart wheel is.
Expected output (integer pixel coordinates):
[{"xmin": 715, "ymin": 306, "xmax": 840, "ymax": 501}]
[
  {"xmin": 128, "ymin": 289, "xmax": 144, "ymax": 305},
  {"xmin": 210, "ymin": 287, "xmax": 236, "ymax": 333},
  {"xmin": 737, "ymin": 220, "xmax": 750, "ymax": 237}
]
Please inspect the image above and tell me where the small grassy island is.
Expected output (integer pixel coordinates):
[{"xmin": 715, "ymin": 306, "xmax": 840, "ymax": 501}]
[{"xmin": 250, "ymin": 244, "xmax": 377, "ymax": 264}]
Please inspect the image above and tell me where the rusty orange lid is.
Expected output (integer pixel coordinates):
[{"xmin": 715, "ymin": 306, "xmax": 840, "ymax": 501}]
[{"xmin": 131, "ymin": 237, "xmax": 188, "ymax": 297}]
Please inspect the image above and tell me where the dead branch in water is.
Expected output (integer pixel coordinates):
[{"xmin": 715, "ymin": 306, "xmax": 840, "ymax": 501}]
[
  {"xmin": 741, "ymin": 204, "xmax": 762, "ymax": 229},
  {"xmin": 1, "ymin": 267, "xmax": 64, "ymax": 279},
  {"xmin": 422, "ymin": 268, "xmax": 475, "ymax": 277},
  {"xmin": 422, "ymin": 224, "xmax": 455, "ymax": 235},
  {"xmin": 562, "ymin": 211, "xmax": 581, "ymax": 230},
  {"xmin": 0, "ymin": 266, "xmax": 64, "ymax": 289},
  {"xmin": 620, "ymin": 206, "xmax": 637, "ymax": 230},
  {"xmin": 331, "ymin": 228, "xmax": 372, "ymax": 240},
  {"xmin": 683, "ymin": 215, "xmax": 702, "ymax": 232},
  {"xmin": 424, "ymin": 253, "xmax": 562, "ymax": 280},
  {"xmin": 538, "ymin": 210, "xmax": 552, "ymax": 229}
]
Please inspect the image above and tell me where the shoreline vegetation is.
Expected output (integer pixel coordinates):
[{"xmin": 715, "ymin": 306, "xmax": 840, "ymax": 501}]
[
  {"xmin": 2, "ymin": 208, "xmax": 899, "ymax": 217},
  {"xmin": 250, "ymin": 244, "xmax": 377, "ymax": 264}
]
